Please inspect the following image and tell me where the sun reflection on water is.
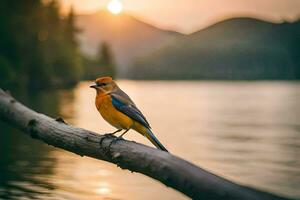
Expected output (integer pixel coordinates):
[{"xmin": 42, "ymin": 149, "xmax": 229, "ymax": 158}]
[{"xmin": 96, "ymin": 182, "xmax": 111, "ymax": 195}]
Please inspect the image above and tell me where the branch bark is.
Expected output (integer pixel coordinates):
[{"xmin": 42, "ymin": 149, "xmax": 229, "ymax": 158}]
[{"xmin": 0, "ymin": 88, "xmax": 292, "ymax": 200}]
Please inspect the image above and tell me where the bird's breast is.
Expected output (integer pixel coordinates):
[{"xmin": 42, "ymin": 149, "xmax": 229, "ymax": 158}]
[{"xmin": 95, "ymin": 94, "xmax": 133, "ymax": 129}]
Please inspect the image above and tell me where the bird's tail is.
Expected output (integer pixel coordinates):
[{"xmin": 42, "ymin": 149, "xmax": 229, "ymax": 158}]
[{"xmin": 145, "ymin": 129, "xmax": 168, "ymax": 152}]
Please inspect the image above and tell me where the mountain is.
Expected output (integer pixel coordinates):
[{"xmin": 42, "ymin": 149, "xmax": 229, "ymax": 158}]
[
  {"xmin": 76, "ymin": 11, "xmax": 181, "ymax": 76},
  {"xmin": 128, "ymin": 18, "xmax": 300, "ymax": 80}
]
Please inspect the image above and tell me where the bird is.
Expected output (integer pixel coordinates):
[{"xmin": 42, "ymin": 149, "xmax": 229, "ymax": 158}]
[{"xmin": 90, "ymin": 76, "xmax": 168, "ymax": 152}]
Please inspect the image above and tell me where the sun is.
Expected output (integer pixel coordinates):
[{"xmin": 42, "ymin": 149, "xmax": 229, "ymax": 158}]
[{"xmin": 107, "ymin": 0, "xmax": 123, "ymax": 15}]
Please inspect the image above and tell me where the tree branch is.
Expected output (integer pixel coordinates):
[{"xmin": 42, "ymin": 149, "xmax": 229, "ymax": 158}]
[{"xmin": 0, "ymin": 88, "xmax": 292, "ymax": 200}]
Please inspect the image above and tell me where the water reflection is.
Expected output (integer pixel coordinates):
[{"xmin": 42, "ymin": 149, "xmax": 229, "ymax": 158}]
[
  {"xmin": 0, "ymin": 90, "xmax": 61, "ymax": 199},
  {"xmin": 1, "ymin": 81, "xmax": 300, "ymax": 199}
]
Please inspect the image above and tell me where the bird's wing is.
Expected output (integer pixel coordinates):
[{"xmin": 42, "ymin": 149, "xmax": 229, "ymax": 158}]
[
  {"xmin": 114, "ymin": 88, "xmax": 136, "ymax": 105},
  {"xmin": 110, "ymin": 93, "xmax": 151, "ymax": 129}
]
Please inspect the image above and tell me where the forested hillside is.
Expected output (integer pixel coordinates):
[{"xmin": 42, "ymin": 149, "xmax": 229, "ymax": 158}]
[{"xmin": 129, "ymin": 18, "xmax": 300, "ymax": 80}]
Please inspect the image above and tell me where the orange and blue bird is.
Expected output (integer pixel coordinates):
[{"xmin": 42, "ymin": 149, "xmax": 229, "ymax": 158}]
[{"xmin": 90, "ymin": 77, "xmax": 168, "ymax": 152}]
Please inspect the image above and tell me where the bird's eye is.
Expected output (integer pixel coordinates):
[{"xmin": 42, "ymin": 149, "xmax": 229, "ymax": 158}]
[{"xmin": 97, "ymin": 83, "xmax": 107, "ymax": 87}]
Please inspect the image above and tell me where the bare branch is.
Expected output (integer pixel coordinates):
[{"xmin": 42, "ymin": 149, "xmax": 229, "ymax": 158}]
[{"xmin": 0, "ymin": 88, "xmax": 291, "ymax": 200}]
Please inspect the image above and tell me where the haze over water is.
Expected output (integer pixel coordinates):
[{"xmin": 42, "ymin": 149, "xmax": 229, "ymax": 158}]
[
  {"xmin": 62, "ymin": 0, "xmax": 300, "ymax": 33},
  {"xmin": 1, "ymin": 81, "xmax": 300, "ymax": 199}
]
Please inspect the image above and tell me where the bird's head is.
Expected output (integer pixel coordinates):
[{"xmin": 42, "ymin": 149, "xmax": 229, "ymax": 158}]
[{"xmin": 90, "ymin": 76, "xmax": 118, "ymax": 94}]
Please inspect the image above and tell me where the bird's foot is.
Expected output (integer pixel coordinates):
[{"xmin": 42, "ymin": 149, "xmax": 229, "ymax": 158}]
[
  {"xmin": 99, "ymin": 133, "xmax": 115, "ymax": 147},
  {"xmin": 99, "ymin": 132, "xmax": 124, "ymax": 149},
  {"xmin": 117, "ymin": 135, "xmax": 124, "ymax": 139},
  {"xmin": 107, "ymin": 136, "xmax": 124, "ymax": 149},
  {"xmin": 103, "ymin": 133, "xmax": 115, "ymax": 137},
  {"xmin": 104, "ymin": 129, "xmax": 122, "ymax": 136}
]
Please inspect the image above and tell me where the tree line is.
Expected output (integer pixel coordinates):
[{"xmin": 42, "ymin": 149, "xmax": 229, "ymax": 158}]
[{"xmin": 0, "ymin": 0, "xmax": 115, "ymax": 90}]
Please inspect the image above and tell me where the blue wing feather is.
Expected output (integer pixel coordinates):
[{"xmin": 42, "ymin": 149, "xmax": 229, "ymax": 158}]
[{"xmin": 111, "ymin": 94, "xmax": 151, "ymax": 129}]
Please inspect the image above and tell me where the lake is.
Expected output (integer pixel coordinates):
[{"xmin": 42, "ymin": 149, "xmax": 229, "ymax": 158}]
[{"xmin": 0, "ymin": 81, "xmax": 300, "ymax": 200}]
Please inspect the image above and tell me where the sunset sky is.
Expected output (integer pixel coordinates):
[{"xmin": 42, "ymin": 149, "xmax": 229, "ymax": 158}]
[{"xmin": 61, "ymin": 0, "xmax": 300, "ymax": 33}]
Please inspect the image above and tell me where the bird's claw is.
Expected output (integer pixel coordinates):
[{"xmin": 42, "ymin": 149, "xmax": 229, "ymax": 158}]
[
  {"xmin": 112, "ymin": 136, "xmax": 124, "ymax": 143},
  {"xmin": 108, "ymin": 136, "xmax": 124, "ymax": 149},
  {"xmin": 99, "ymin": 133, "xmax": 124, "ymax": 149},
  {"xmin": 103, "ymin": 133, "xmax": 115, "ymax": 137},
  {"xmin": 99, "ymin": 133, "xmax": 115, "ymax": 147}
]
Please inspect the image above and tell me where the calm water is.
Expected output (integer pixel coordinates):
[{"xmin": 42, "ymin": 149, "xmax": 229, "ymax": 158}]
[{"xmin": 1, "ymin": 81, "xmax": 300, "ymax": 200}]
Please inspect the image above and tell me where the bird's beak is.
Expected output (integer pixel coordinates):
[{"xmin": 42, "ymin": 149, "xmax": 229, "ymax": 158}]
[{"xmin": 90, "ymin": 84, "xmax": 97, "ymax": 89}]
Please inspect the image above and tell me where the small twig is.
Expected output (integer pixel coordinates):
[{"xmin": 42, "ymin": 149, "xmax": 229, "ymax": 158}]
[{"xmin": 55, "ymin": 117, "xmax": 67, "ymax": 124}]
